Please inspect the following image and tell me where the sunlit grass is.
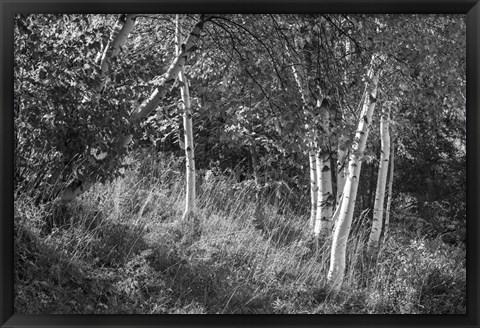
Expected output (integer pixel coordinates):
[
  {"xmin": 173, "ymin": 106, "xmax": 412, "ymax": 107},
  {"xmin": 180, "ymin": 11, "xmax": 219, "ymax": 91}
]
[{"xmin": 14, "ymin": 151, "xmax": 466, "ymax": 314}]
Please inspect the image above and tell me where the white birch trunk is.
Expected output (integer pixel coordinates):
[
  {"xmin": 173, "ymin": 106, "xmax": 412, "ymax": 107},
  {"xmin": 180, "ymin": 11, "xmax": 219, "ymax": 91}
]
[
  {"xmin": 327, "ymin": 53, "xmax": 383, "ymax": 295},
  {"xmin": 331, "ymin": 192, "xmax": 343, "ymax": 232},
  {"xmin": 314, "ymin": 151, "xmax": 323, "ymax": 234},
  {"xmin": 176, "ymin": 15, "xmax": 196, "ymax": 221},
  {"xmin": 367, "ymin": 107, "xmax": 390, "ymax": 257},
  {"xmin": 286, "ymin": 45, "xmax": 319, "ymax": 230},
  {"xmin": 309, "ymin": 149, "xmax": 318, "ymax": 229},
  {"xmin": 96, "ymin": 14, "xmax": 138, "ymax": 94},
  {"xmin": 332, "ymin": 36, "xmax": 350, "ymax": 210},
  {"xmin": 314, "ymin": 150, "xmax": 334, "ymax": 236},
  {"xmin": 383, "ymin": 140, "xmax": 394, "ymax": 240},
  {"xmin": 130, "ymin": 15, "xmax": 211, "ymax": 123},
  {"xmin": 285, "ymin": 43, "xmax": 310, "ymax": 107},
  {"xmin": 336, "ymin": 146, "xmax": 347, "ymax": 206}
]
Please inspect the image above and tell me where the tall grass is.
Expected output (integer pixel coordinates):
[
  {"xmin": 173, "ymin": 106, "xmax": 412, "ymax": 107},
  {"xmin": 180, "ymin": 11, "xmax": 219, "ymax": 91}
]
[{"xmin": 14, "ymin": 151, "xmax": 466, "ymax": 314}]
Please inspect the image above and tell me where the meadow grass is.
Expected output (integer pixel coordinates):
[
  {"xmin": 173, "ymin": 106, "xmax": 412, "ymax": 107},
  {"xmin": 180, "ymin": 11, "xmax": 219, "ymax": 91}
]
[{"xmin": 14, "ymin": 152, "xmax": 466, "ymax": 314}]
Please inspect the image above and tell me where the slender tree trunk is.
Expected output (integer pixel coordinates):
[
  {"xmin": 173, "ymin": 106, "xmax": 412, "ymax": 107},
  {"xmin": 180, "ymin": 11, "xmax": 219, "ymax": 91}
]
[
  {"xmin": 383, "ymin": 140, "xmax": 395, "ymax": 240},
  {"xmin": 331, "ymin": 117, "xmax": 346, "ymax": 233},
  {"xmin": 331, "ymin": 35, "xmax": 350, "ymax": 213},
  {"xmin": 314, "ymin": 151, "xmax": 323, "ymax": 234},
  {"xmin": 368, "ymin": 162, "xmax": 377, "ymax": 211},
  {"xmin": 315, "ymin": 149, "xmax": 334, "ymax": 236},
  {"xmin": 332, "ymin": 36, "xmax": 349, "ymax": 209},
  {"xmin": 309, "ymin": 149, "xmax": 318, "ymax": 229},
  {"xmin": 336, "ymin": 146, "xmax": 347, "ymax": 206},
  {"xmin": 285, "ymin": 43, "xmax": 321, "ymax": 231},
  {"xmin": 367, "ymin": 107, "xmax": 390, "ymax": 257},
  {"xmin": 176, "ymin": 15, "xmax": 196, "ymax": 221},
  {"xmin": 287, "ymin": 38, "xmax": 334, "ymax": 235},
  {"xmin": 331, "ymin": 192, "xmax": 343, "ymax": 232},
  {"xmin": 59, "ymin": 14, "xmax": 211, "ymax": 201},
  {"xmin": 130, "ymin": 15, "xmax": 211, "ymax": 123},
  {"xmin": 96, "ymin": 14, "xmax": 138, "ymax": 95},
  {"xmin": 58, "ymin": 14, "xmax": 137, "ymax": 201},
  {"xmin": 327, "ymin": 53, "xmax": 383, "ymax": 295}
]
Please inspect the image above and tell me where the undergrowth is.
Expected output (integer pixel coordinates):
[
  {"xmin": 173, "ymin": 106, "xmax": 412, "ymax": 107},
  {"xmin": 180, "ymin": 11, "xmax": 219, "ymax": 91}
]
[{"xmin": 14, "ymin": 152, "xmax": 466, "ymax": 314}]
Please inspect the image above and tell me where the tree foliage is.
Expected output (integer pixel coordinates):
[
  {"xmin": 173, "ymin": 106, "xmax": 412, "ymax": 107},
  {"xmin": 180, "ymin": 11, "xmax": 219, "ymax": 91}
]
[{"xmin": 15, "ymin": 13, "xmax": 465, "ymax": 239}]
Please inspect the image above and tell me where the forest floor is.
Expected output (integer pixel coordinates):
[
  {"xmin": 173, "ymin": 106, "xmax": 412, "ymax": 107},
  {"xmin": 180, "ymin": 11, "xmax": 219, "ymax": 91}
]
[{"xmin": 14, "ymin": 153, "xmax": 466, "ymax": 314}]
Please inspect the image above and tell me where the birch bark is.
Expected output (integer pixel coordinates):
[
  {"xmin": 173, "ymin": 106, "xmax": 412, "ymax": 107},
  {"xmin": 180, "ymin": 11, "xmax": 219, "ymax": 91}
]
[
  {"xmin": 176, "ymin": 15, "xmax": 196, "ymax": 221},
  {"xmin": 130, "ymin": 15, "xmax": 211, "ymax": 123},
  {"xmin": 286, "ymin": 45, "xmax": 319, "ymax": 230},
  {"xmin": 314, "ymin": 149, "xmax": 334, "ymax": 235},
  {"xmin": 327, "ymin": 53, "xmax": 384, "ymax": 295},
  {"xmin": 309, "ymin": 150, "xmax": 318, "ymax": 229},
  {"xmin": 383, "ymin": 140, "xmax": 395, "ymax": 240},
  {"xmin": 367, "ymin": 106, "xmax": 390, "ymax": 257},
  {"xmin": 336, "ymin": 146, "xmax": 347, "ymax": 206},
  {"xmin": 96, "ymin": 14, "xmax": 138, "ymax": 94}
]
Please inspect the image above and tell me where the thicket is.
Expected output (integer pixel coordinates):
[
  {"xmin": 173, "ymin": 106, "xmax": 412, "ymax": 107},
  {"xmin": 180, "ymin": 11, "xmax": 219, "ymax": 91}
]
[{"xmin": 13, "ymin": 14, "xmax": 466, "ymax": 314}]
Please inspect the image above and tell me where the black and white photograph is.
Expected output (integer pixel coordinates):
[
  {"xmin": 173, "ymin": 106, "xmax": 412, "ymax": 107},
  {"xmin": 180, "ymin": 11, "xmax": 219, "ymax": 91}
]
[{"xmin": 12, "ymin": 12, "xmax": 468, "ymax": 315}]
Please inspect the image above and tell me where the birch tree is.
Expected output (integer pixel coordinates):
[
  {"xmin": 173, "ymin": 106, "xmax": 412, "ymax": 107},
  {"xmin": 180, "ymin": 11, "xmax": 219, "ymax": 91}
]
[
  {"xmin": 308, "ymin": 150, "xmax": 318, "ymax": 229},
  {"xmin": 175, "ymin": 14, "xmax": 196, "ymax": 222},
  {"xmin": 314, "ymin": 147, "xmax": 334, "ymax": 235},
  {"xmin": 383, "ymin": 140, "xmax": 395, "ymax": 240},
  {"xmin": 334, "ymin": 35, "xmax": 353, "ymax": 210},
  {"xmin": 285, "ymin": 42, "xmax": 318, "ymax": 230},
  {"xmin": 327, "ymin": 52, "xmax": 385, "ymax": 295},
  {"xmin": 58, "ymin": 14, "xmax": 138, "ymax": 201},
  {"xmin": 366, "ymin": 106, "xmax": 391, "ymax": 257},
  {"xmin": 284, "ymin": 19, "xmax": 334, "ymax": 234}
]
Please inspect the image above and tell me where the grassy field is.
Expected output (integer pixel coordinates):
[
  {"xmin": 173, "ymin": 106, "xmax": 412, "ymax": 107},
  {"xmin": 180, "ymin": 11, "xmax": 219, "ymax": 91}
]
[{"xmin": 14, "ymin": 152, "xmax": 466, "ymax": 314}]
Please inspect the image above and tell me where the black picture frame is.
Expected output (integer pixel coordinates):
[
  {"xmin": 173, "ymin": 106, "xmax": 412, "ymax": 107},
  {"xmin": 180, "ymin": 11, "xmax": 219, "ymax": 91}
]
[{"xmin": 1, "ymin": 1, "xmax": 478, "ymax": 327}]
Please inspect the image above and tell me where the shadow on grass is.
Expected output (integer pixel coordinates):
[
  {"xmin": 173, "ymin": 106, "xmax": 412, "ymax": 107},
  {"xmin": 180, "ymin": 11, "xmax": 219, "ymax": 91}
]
[
  {"xmin": 14, "ymin": 202, "xmax": 156, "ymax": 313},
  {"xmin": 15, "ymin": 221, "xmax": 117, "ymax": 313}
]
